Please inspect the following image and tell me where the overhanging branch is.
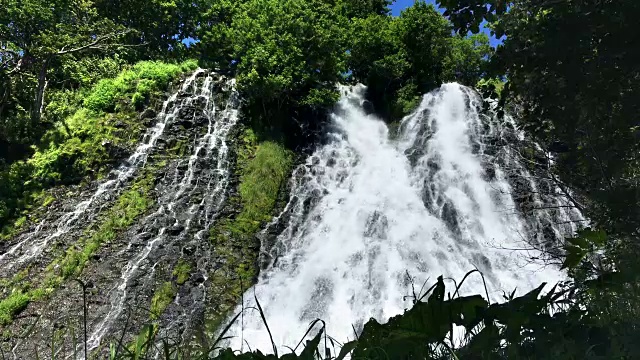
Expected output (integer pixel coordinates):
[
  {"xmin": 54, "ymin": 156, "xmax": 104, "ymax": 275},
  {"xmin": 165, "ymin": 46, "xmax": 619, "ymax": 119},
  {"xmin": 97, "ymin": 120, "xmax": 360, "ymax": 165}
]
[{"xmin": 56, "ymin": 29, "xmax": 135, "ymax": 55}]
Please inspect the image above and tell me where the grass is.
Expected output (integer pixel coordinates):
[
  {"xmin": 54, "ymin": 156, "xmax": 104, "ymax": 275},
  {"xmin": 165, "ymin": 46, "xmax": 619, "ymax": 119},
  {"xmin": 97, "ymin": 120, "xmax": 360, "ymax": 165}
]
[{"xmin": 0, "ymin": 291, "xmax": 29, "ymax": 325}]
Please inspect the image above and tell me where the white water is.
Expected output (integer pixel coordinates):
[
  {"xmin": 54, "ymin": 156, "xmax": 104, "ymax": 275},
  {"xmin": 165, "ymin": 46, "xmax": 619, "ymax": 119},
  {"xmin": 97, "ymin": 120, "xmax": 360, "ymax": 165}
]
[
  {"xmin": 0, "ymin": 70, "xmax": 206, "ymax": 270},
  {"xmin": 86, "ymin": 73, "xmax": 239, "ymax": 351},
  {"xmin": 228, "ymin": 84, "xmax": 571, "ymax": 352}
]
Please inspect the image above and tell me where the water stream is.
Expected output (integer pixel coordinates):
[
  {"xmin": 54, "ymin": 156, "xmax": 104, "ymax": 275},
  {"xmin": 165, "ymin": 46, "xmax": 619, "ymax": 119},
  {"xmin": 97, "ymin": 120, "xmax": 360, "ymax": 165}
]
[
  {"xmin": 0, "ymin": 70, "xmax": 206, "ymax": 271},
  {"xmin": 86, "ymin": 72, "xmax": 239, "ymax": 351},
  {"xmin": 228, "ymin": 84, "xmax": 581, "ymax": 352}
]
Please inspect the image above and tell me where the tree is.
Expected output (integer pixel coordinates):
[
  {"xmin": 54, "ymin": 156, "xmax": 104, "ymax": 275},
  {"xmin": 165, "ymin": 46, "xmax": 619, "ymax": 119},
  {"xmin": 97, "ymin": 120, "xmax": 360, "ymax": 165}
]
[
  {"xmin": 0, "ymin": 0, "xmax": 209, "ymax": 162},
  {"xmin": 200, "ymin": 0, "xmax": 351, "ymax": 145},
  {"xmin": 437, "ymin": 0, "xmax": 640, "ymax": 236},
  {"xmin": 339, "ymin": 0, "xmax": 392, "ymax": 18},
  {"xmin": 437, "ymin": 1, "xmax": 640, "ymax": 353},
  {"xmin": 348, "ymin": 1, "xmax": 491, "ymax": 119}
]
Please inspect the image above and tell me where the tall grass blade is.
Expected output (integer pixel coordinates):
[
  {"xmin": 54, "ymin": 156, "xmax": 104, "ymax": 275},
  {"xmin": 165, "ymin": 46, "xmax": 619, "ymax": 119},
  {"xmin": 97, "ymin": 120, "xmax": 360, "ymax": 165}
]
[{"xmin": 254, "ymin": 294, "xmax": 278, "ymax": 357}]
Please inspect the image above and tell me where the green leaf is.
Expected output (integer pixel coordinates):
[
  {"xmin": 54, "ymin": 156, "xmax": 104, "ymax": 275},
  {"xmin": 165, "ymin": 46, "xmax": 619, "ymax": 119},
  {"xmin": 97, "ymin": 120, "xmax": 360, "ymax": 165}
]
[
  {"xmin": 336, "ymin": 340, "xmax": 358, "ymax": 360},
  {"xmin": 561, "ymin": 245, "xmax": 587, "ymax": 270},
  {"xmin": 579, "ymin": 229, "xmax": 607, "ymax": 247},
  {"xmin": 299, "ymin": 328, "xmax": 323, "ymax": 360}
]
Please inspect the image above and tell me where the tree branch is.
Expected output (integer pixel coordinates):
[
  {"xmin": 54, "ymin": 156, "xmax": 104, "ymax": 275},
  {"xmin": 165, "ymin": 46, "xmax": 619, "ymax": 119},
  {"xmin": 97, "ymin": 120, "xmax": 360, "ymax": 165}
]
[{"xmin": 56, "ymin": 29, "xmax": 134, "ymax": 55}]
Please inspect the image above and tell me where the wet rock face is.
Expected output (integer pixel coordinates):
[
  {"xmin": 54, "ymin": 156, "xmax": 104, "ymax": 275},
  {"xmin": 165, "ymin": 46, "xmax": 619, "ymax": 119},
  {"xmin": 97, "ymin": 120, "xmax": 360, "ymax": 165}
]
[
  {"xmin": 362, "ymin": 100, "xmax": 375, "ymax": 115},
  {"xmin": 0, "ymin": 70, "xmax": 249, "ymax": 358}
]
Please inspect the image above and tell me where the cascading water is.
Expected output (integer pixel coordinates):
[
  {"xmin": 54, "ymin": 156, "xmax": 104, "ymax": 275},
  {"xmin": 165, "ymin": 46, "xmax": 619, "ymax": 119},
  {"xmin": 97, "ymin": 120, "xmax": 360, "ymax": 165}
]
[
  {"xmin": 85, "ymin": 71, "xmax": 239, "ymax": 351},
  {"xmin": 0, "ymin": 69, "xmax": 206, "ymax": 272},
  {"xmin": 228, "ymin": 84, "xmax": 580, "ymax": 352}
]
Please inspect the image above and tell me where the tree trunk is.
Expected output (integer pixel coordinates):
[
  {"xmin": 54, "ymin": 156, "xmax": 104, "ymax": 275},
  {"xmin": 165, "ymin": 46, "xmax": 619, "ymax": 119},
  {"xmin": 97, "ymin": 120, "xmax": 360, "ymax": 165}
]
[{"xmin": 32, "ymin": 58, "xmax": 50, "ymax": 125}]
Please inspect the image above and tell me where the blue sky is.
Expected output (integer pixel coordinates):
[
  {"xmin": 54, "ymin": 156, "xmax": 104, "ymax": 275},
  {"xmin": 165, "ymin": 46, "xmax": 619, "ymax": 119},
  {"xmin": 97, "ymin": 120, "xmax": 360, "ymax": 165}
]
[{"xmin": 390, "ymin": 0, "xmax": 504, "ymax": 47}]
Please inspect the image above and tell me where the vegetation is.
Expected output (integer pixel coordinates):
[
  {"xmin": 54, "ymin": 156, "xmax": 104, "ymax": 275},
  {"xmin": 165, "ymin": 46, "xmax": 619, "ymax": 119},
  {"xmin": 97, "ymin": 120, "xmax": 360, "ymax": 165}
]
[
  {"xmin": 208, "ymin": 128, "xmax": 293, "ymax": 328},
  {"xmin": 150, "ymin": 282, "xmax": 177, "ymax": 320},
  {"xmin": 0, "ymin": 60, "xmax": 194, "ymax": 234},
  {"xmin": 349, "ymin": 3, "xmax": 491, "ymax": 119},
  {"xmin": 1, "ymin": 0, "xmax": 638, "ymax": 358},
  {"xmin": 172, "ymin": 259, "xmax": 192, "ymax": 285},
  {"xmin": 434, "ymin": 0, "xmax": 640, "ymax": 357},
  {"xmin": 0, "ymin": 170, "xmax": 154, "ymax": 325}
]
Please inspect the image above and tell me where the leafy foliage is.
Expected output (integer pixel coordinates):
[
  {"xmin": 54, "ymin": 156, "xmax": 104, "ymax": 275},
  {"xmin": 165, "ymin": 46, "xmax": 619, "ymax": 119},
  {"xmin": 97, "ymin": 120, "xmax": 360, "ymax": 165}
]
[
  {"xmin": 349, "ymin": 1, "xmax": 492, "ymax": 119},
  {"xmin": 83, "ymin": 60, "xmax": 197, "ymax": 112},
  {"xmin": 0, "ymin": 0, "xmax": 205, "ymax": 165},
  {"xmin": 436, "ymin": 1, "xmax": 640, "ymax": 357},
  {"xmin": 437, "ymin": 0, "xmax": 640, "ymax": 237},
  {"xmin": 202, "ymin": 0, "xmax": 350, "ymax": 146},
  {"xmin": 0, "ymin": 60, "xmax": 192, "ymax": 232}
]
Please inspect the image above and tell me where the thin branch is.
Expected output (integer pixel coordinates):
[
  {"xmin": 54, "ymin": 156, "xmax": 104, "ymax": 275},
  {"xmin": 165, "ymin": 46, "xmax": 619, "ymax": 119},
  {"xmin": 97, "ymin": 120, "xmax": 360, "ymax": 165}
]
[{"xmin": 56, "ymin": 30, "xmax": 133, "ymax": 55}]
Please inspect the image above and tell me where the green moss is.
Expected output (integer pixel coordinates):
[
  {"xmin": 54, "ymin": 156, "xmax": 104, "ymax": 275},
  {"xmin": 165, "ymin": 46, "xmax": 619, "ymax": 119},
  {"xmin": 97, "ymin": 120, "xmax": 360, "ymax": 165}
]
[
  {"xmin": 0, "ymin": 291, "xmax": 30, "ymax": 325},
  {"xmin": 84, "ymin": 60, "xmax": 197, "ymax": 113},
  {"xmin": 207, "ymin": 128, "xmax": 293, "ymax": 329},
  {"xmin": 172, "ymin": 259, "xmax": 192, "ymax": 285},
  {"xmin": 150, "ymin": 282, "xmax": 177, "ymax": 320}
]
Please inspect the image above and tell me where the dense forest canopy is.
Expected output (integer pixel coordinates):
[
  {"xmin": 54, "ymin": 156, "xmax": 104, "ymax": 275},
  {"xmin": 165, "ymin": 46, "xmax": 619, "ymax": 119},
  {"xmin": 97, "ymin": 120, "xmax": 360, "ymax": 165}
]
[{"xmin": 1, "ymin": 0, "xmax": 639, "ymax": 358}]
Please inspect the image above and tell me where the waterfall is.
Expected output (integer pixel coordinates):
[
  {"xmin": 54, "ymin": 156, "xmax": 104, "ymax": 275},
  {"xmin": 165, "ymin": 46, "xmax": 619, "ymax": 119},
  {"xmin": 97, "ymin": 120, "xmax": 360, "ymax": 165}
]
[
  {"xmin": 0, "ymin": 69, "xmax": 206, "ymax": 272},
  {"xmin": 227, "ymin": 84, "xmax": 581, "ymax": 352},
  {"xmin": 85, "ymin": 72, "xmax": 239, "ymax": 351}
]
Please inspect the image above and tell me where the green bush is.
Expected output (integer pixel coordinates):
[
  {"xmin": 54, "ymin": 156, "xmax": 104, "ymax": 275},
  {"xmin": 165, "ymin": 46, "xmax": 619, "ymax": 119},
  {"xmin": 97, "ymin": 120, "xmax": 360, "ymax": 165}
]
[{"xmin": 83, "ymin": 60, "xmax": 198, "ymax": 113}]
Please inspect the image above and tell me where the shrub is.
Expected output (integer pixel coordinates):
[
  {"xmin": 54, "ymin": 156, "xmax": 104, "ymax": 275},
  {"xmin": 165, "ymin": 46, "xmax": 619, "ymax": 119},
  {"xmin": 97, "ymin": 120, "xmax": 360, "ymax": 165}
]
[{"xmin": 84, "ymin": 60, "xmax": 198, "ymax": 113}]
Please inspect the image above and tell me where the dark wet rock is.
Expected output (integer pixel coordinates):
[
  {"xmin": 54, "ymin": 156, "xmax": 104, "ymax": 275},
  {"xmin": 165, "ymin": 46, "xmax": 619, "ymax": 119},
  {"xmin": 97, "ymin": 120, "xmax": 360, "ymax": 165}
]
[
  {"xmin": 362, "ymin": 100, "xmax": 375, "ymax": 115},
  {"xmin": 139, "ymin": 108, "xmax": 157, "ymax": 121},
  {"xmin": 181, "ymin": 244, "xmax": 196, "ymax": 256},
  {"xmin": 426, "ymin": 158, "xmax": 440, "ymax": 172},
  {"xmin": 441, "ymin": 201, "xmax": 460, "ymax": 234},
  {"xmin": 193, "ymin": 273, "xmax": 206, "ymax": 284},
  {"xmin": 482, "ymin": 164, "xmax": 497, "ymax": 182},
  {"xmin": 102, "ymin": 140, "xmax": 128, "ymax": 161}
]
